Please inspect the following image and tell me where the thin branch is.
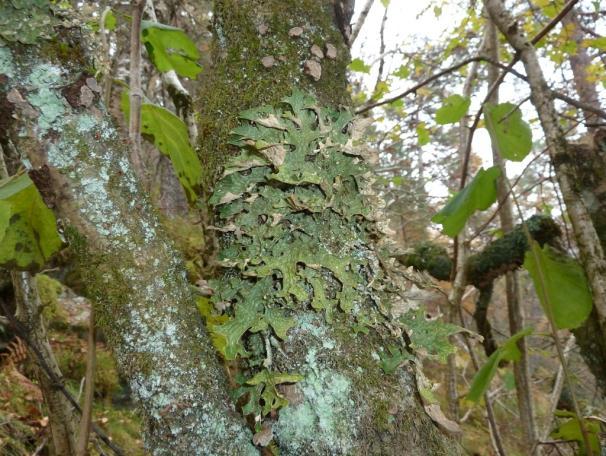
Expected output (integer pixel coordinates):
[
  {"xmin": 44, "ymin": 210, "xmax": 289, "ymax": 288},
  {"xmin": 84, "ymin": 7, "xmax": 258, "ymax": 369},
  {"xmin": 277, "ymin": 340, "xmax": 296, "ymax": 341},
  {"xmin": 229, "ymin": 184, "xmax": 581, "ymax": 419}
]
[
  {"xmin": 75, "ymin": 307, "xmax": 96, "ymax": 456},
  {"xmin": 0, "ymin": 298, "xmax": 125, "ymax": 456},
  {"xmin": 506, "ymin": 178, "xmax": 594, "ymax": 456},
  {"xmin": 129, "ymin": 0, "xmax": 146, "ymax": 175},
  {"xmin": 350, "ymin": 0, "xmax": 374, "ymax": 46}
]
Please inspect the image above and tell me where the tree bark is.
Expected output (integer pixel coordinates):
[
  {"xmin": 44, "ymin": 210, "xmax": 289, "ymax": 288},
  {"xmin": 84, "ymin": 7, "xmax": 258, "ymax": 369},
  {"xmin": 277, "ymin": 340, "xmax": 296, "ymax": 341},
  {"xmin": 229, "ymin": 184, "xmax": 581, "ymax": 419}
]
[
  {"xmin": 196, "ymin": 1, "xmax": 460, "ymax": 454},
  {"xmin": 0, "ymin": 39, "xmax": 256, "ymax": 454}
]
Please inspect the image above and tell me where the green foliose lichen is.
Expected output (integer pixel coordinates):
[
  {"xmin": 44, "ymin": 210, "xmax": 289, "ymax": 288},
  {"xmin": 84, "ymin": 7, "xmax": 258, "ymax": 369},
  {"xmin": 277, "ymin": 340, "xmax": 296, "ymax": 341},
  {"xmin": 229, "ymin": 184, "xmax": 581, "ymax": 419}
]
[
  {"xmin": 207, "ymin": 92, "xmax": 462, "ymax": 445},
  {"xmin": 0, "ymin": 0, "xmax": 59, "ymax": 45},
  {"xmin": 208, "ymin": 92, "xmax": 425, "ymax": 418}
]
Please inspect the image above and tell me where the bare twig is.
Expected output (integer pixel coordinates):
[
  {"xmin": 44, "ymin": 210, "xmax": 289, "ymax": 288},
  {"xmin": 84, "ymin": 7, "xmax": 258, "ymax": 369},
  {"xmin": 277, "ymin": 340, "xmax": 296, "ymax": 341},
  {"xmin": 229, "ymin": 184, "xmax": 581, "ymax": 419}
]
[{"xmin": 350, "ymin": 0, "xmax": 374, "ymax": 46}]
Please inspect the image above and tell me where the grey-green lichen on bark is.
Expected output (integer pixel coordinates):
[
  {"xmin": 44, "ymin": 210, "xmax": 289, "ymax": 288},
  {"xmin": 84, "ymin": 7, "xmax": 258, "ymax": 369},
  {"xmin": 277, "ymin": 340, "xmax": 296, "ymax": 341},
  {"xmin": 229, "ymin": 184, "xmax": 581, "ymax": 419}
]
[
  {"xmin": 207, "ymin": 91, "xmax": 462, "ymax": 454},
  {"xmin": 1, "ymin": 40, "xmax": 257, "ymax": 455}
]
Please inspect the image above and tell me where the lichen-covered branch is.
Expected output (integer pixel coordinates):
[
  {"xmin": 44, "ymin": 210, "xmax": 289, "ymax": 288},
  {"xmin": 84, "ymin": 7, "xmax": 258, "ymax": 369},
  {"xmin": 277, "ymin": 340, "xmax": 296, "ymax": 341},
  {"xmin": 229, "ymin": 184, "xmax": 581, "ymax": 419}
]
[{"xmin": 0, "ymin": 38, "xmax": 256, "ymax": 455}]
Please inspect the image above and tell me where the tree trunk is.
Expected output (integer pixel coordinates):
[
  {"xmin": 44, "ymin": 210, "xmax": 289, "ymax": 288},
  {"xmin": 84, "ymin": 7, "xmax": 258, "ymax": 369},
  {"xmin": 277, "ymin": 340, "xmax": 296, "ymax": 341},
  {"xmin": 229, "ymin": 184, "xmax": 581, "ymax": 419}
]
[
  {"xmin": 561, "ymin": 8, "xmax": 602, "ymax": 133},
  {"xmin": 0, "ymin": 39, "xmax": 255, "ymax": 454},
  {"xmin": 196, "ymin": 1, "xmax": 460, "ymax": 454},
  {"xmin": 485, "ymin": 17, "xmax": 537, "ymax": 449}
]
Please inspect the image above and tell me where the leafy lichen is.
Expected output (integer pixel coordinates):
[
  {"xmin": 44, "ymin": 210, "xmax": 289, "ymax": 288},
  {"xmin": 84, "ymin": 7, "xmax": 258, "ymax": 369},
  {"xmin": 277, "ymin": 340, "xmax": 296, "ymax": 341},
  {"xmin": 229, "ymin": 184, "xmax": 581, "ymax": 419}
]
[{"xmin": 208, "ymin": 92, "xmax": 461, "ymax": 451}]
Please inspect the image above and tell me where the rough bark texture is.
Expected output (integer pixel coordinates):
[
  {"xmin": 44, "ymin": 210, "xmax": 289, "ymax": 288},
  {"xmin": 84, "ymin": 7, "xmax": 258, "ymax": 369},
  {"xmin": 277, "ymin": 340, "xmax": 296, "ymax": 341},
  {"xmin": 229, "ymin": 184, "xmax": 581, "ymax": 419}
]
[
  {"xmin": 556, "ymin": 134, "xmax": 606, "ymax": 393},
  {"xmin": 196, "ymin": 1, "xmax": 460, "ymax": 454},
  {"xmin": 484, "ymin": 0, "xmax": 606, "ymax": 388},
  {"xmin": 0, "ymin": 37, "xmax": 255, "ymax": 454}
]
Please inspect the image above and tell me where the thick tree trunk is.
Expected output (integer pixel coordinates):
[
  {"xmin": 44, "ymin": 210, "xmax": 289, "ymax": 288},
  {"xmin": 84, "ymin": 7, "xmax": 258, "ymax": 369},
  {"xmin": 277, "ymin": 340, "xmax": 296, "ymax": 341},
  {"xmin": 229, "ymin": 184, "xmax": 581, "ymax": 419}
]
[
  {"xmin": 196, "ymin": 1, "xmax": 460, "ymax": 454},
  {"xmin": 0, "ymin": 39, "xmax": 255, "ymax": 454}
]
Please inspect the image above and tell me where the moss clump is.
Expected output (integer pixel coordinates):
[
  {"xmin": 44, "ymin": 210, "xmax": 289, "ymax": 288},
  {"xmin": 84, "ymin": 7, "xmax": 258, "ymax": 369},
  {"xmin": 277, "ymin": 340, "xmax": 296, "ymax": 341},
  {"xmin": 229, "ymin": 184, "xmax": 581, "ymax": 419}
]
[
  {"xmin": 397, "ymin": 241, "xmax": 452, "ymax": 281},
  {"xmin": 35, "ymin": 273, "xmax": 68, "ymax": 325},
  {"xmin": 466, "ymin": 214, "xmax": 561, "ymax": 289}
]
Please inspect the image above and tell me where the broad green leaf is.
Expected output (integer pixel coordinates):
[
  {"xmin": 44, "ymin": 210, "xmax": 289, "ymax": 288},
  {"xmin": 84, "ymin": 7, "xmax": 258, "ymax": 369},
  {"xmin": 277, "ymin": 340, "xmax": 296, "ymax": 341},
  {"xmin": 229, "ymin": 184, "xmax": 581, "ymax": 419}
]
[
  {"xmin": 551, "ymin": 411, "xmax": 601, "ymax": 455},
  {"xmin": 121, "ymin": 92, "xmax": 202, "ymax": 202},
  {"xmin": 416, "ymin": 122, "xmax": 430, "ymax": 146},
  {"xmin": 435, "ymin": 94, "xmax": 471, "ymax": 125},
  {"xmin": 380, "ymin": 0, "xmax": 390, "ymax": 7},
  {"xmin": 348, "ymin": 58, "xmax": 371, "ymax": 74},
  {"xmin": 584, "ymin": 37, "xmax": 606, "ymax": 50},
  {"xmin": 523, "ymin": 241, "xmax": 592, "ymax": 329},
  {"xmin": 0, "ymin": 174, "xmax": 62, "ymax": 270},
  {"xmin": 141, "ymin": 20, "xmax": 202, "ymax": 78},
  {"xmin": 484, "ymin": 102, "xmax": 533, "ymax": 161},
  {"xmin": 467, "ymin": 328, "xmax": 533, "ymax": 403},
  {"xmin": 431, "ymin": 166, "xmax": 501, "ymax": 237}
]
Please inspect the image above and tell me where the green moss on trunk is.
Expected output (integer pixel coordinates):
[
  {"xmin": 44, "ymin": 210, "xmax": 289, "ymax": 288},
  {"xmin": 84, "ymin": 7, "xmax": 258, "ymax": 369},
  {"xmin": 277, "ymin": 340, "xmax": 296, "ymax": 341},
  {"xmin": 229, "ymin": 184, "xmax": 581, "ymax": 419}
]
[{"xmin": 197, "ymin": 0, "xmax": 350, "ymax": 190}]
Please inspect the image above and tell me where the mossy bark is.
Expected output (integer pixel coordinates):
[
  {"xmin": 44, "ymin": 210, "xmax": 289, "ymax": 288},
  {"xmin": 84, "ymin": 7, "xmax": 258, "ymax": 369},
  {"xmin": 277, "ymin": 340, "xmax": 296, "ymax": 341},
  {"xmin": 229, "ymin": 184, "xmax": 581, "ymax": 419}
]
[
  {"xmin": 197, "ymin": 0, "xmax": 350, "ymax": 191},
  {"xmin": 1, "ymin": 39, "xmax": 255, "ymax": 454},
  {"xmin": 196, "ymin": 1, "xmax": 460, "ymax": 454}
]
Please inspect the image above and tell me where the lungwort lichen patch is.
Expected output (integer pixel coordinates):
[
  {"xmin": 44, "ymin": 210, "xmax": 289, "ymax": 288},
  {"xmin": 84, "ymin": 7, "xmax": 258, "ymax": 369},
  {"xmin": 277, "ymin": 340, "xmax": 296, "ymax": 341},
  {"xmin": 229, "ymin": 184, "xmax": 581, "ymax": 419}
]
[{"xmin": 207, "ymin": 91, "xmax": 459, "ymax": 428}]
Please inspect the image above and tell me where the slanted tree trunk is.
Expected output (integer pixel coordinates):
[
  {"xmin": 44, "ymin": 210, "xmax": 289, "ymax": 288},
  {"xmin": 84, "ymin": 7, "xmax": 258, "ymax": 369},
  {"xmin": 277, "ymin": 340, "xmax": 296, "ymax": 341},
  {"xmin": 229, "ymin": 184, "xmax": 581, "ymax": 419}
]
[
  {"xmin": 196, "ymin": 1, "xmax": 460, "ymax": 454},
  {"xmin": 561, "ymin": 7, "xmax": 602, "ymax": 133},
  {"xmin": 0, "ymin": 38, "xmax": 255, "ymax": 455}
]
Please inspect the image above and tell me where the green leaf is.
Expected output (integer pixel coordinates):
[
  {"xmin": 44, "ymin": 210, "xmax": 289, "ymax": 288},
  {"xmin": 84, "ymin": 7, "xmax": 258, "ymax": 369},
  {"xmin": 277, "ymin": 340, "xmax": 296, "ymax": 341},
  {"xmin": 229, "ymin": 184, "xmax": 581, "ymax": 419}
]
[
  {"xmin": 484, "ymin": 102, "xmax": 533, "ymax": 161},
  {"xmin": 380, "ymin": 0, "xmax": 390, "ymax": 7},
  {"xmin": 584, "ymin": 37, "xmax": 606, "ymax": 50},
  {"xmin": 121, "ymin": 92, "xmax": 202, "ymax": 202},
  {"xmin": 0, "ymin": 174, "xmax": 62, "ymax": 270},
  {"xmin": 392, "ymin": 65, "xmax": 410, "ymax": 79},
  {"xmin": 551, "ymin": 411, "xmax": 601, "ymax": 455},
  {"xmin": 467, "ymin": 328, "xmax": 533, "ymax": 403},
  {"xmin": 141, "ymin": 20, "xmax": 202, "ymax": 78},
  {"xmin": 431, "ymin": 166, "xmax": 501, "ymax": 237},
  {"xmin": 416, "ymin": 122, "xmax": 430, "ymax": 146},
  {"xmin": 523, "ymin": 241, "xmax": 592, "ymax": 329},
  {"xmin": 435, "ymin": 94, "xmax": 471, "ymax": 125},
  {"xmin": 348, "ymin": 58, "xmax": 371, "ymax": 74},
  {"xmin": 104, "ymin": 10, "xmax": 116, "ymax": 31}
]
